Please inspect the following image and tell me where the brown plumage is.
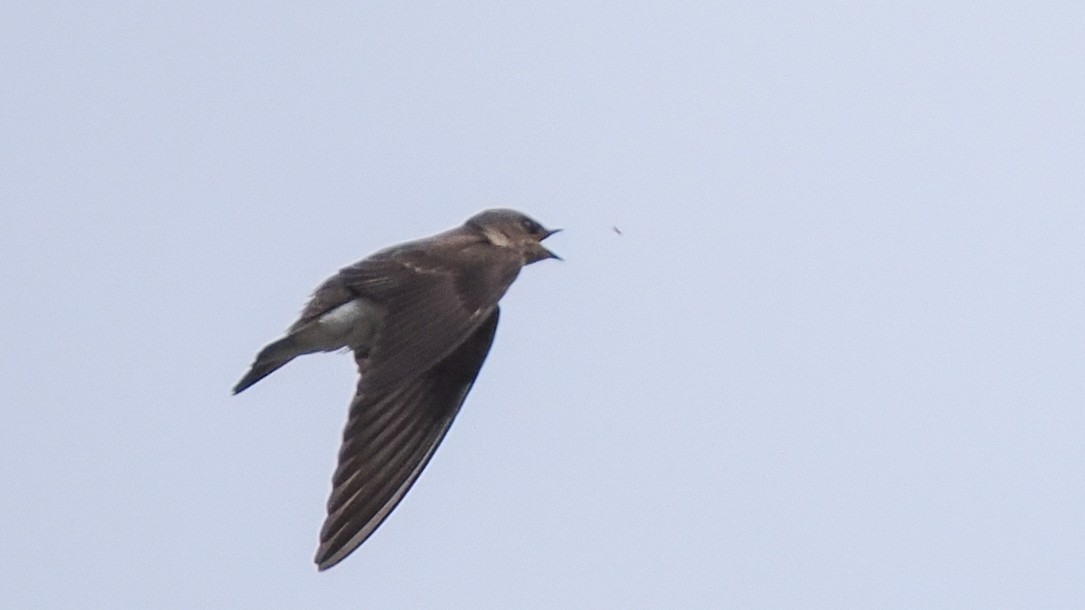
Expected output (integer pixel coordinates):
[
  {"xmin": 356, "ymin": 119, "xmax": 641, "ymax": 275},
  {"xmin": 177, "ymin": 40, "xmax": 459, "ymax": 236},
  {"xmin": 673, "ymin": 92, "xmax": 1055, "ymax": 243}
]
[{"xmin": 233, "ymin": 209, "xmax": 559, "ymax": 570}]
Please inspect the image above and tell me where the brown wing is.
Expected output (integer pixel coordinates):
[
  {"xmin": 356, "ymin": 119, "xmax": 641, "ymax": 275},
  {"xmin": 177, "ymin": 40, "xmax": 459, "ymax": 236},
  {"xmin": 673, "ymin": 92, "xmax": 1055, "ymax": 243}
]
[
  {"xmin": 288, "ymin": 277, "xmax": 357, "ymax": 333},
  {"xmin": 314, "ymin": 308, "xmax": 500, "ymax": 570},
  {"xmin": 335, "ymin": 244, "xmax": 521, "ymax": 395}
]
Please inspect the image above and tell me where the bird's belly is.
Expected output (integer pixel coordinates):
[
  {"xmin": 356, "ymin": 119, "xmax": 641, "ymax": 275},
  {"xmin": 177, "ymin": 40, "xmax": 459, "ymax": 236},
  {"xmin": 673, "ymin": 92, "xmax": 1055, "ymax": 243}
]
[{"xmin": 297, "ymin": 298, "xmax": 386, "ymax": 353}]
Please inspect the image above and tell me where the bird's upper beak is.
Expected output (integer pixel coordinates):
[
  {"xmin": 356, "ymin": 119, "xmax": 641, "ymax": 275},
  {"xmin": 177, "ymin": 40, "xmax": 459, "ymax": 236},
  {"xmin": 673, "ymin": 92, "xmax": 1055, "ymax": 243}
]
[{"xmin": 529, "ymin": 228, "xmax": 562, "ymax": 263}]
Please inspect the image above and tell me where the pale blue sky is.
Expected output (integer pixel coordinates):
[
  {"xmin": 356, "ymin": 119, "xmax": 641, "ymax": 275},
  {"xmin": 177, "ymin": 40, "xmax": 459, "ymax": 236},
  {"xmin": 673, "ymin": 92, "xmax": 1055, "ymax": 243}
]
[{"xmin": 3, "ymin": 2, "xmax": 1083, "ymax": 608}]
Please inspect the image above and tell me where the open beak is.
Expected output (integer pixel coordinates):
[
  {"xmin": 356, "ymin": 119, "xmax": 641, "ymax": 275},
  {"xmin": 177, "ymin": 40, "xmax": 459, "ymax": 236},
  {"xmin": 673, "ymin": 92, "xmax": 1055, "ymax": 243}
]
[{"xmin": 535, "ymin": 228, "xmax": 562, "ymax": 262}]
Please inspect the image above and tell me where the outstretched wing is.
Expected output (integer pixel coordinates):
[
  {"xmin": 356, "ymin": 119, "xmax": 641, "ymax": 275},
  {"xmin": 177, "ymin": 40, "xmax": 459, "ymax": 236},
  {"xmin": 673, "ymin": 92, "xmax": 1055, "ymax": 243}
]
[
  {"xmin": 334, "ymin": 245, "xmax": 520, "ymax": 395},
  {"xmin": 314, "ymin": 308, "xmax": 500, "ymax": 570}
]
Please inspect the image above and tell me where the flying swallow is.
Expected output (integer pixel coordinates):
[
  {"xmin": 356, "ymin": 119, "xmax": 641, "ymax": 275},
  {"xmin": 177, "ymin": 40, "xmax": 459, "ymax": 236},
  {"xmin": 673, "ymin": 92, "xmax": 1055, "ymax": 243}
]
[{"xmin": 233, "ymin": 209, "xmax": 560, "ymax": 570}]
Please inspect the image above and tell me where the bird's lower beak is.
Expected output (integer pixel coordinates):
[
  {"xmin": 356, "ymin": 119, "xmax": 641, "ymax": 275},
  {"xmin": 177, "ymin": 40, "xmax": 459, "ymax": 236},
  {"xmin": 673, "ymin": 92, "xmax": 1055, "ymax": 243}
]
[{"xmin": 533, "ymin": 228, "xmax": 562, "ymax": 262}]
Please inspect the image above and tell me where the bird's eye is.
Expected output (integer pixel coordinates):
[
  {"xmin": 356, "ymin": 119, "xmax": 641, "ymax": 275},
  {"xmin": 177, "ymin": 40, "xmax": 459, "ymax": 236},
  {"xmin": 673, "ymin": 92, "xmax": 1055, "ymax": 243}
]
[{"xmin": 521, "ymin": 218, "xmax": 540, "ymax": 234}]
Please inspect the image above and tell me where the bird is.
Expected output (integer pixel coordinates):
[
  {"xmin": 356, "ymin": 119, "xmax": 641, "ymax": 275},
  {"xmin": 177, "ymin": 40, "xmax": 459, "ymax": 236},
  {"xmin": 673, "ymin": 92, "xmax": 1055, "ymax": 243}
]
[{"xmin": 233, "ymin": 208, "xmax": 560, "ymax": 570}]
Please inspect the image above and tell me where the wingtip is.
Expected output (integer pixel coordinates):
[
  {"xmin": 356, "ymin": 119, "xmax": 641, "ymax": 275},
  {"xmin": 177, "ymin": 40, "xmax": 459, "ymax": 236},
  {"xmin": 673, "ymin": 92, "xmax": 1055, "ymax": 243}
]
[
  {"xmin": 314, "ymin": 530, "xmax": 370, "ymax": 571},
  {"xmin": 314, "ymin": 547, "xmax": 343, "ymax": 572}
]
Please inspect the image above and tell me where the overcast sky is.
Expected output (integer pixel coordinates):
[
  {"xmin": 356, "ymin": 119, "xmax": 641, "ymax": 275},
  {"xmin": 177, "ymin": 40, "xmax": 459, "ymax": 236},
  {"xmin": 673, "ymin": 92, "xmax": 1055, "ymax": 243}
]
[{"xmin": 3, "ymin": 2, "xmax": 1083, "ymax": 608}]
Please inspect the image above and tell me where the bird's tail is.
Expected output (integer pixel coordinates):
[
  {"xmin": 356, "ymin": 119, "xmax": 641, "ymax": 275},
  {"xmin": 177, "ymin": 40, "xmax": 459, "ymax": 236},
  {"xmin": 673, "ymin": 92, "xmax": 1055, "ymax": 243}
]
[{"xmin": 232, "ymin": 336, "xmax": 300, "ymax": 394}]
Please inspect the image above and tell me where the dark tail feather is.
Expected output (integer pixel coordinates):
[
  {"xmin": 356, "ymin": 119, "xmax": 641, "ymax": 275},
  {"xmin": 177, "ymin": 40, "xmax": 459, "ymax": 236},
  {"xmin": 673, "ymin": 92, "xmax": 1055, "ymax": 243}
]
[
  {"xmin": 232, "ymin": 359, "xmax": 290, "ymax": 394},
  {"xmin": 232, "ymin": 337, "xmax": 298, "ymax": 394}
]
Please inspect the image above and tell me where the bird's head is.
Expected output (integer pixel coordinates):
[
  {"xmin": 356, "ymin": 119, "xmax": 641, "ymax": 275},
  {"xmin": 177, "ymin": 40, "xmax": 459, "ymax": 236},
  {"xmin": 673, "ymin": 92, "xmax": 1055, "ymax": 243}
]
[{"xmin": 467, "ymin": 208, "xmax": 561, "ymax": 264}]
